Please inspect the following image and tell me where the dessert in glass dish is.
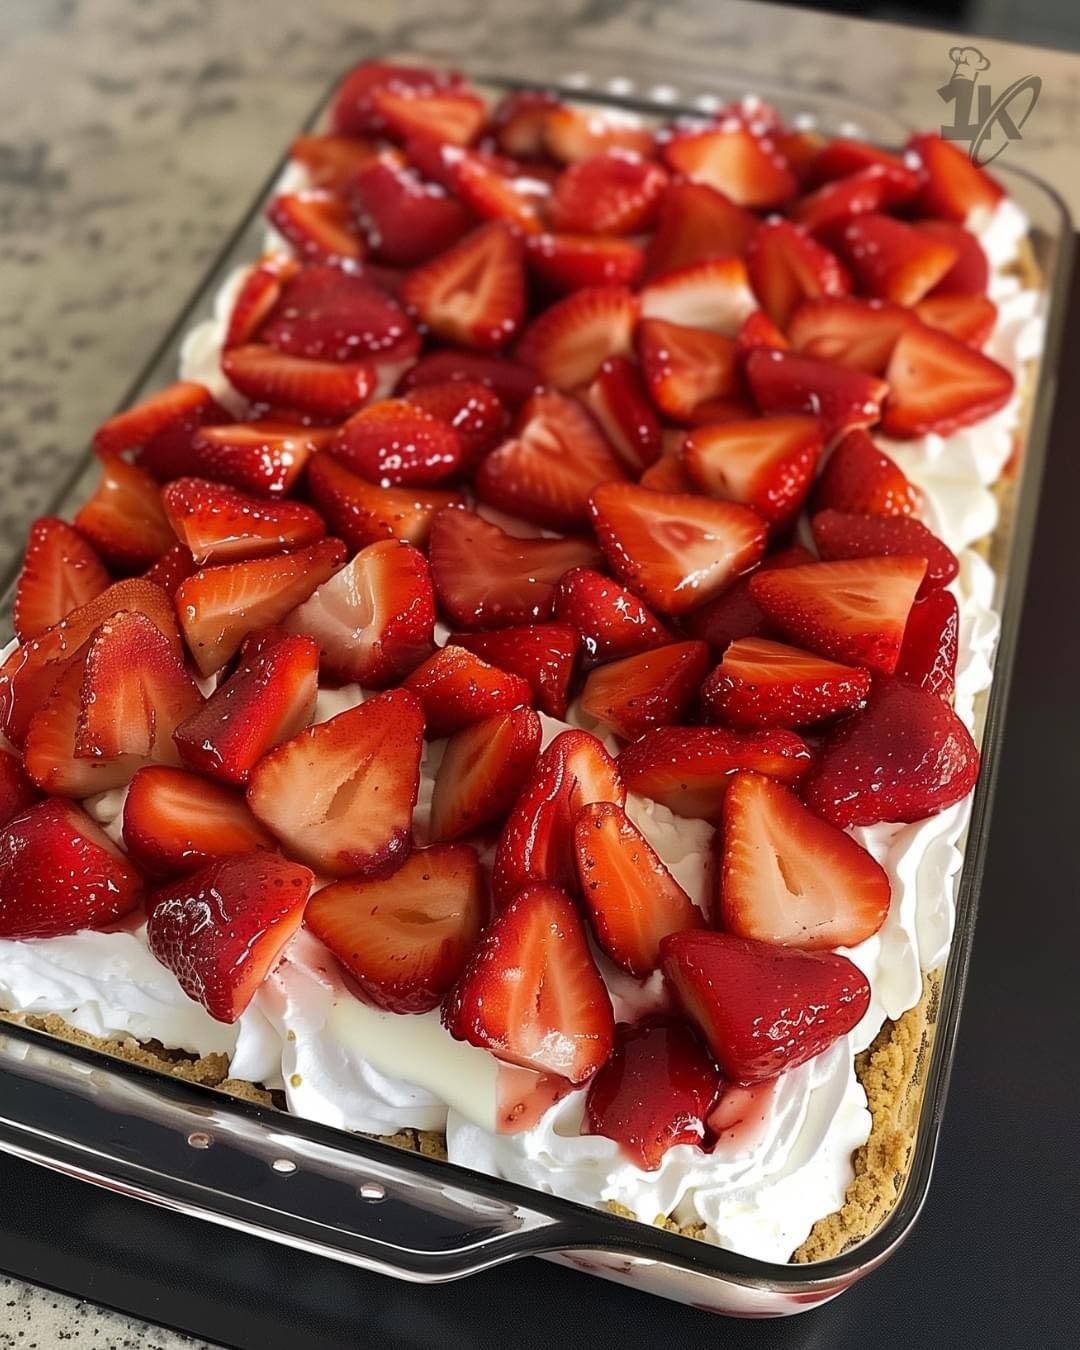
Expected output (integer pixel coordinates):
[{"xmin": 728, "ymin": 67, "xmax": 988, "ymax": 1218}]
[{"xmin": 0, "ymin": 56, "xmax": 1048, "ymax": 1275}]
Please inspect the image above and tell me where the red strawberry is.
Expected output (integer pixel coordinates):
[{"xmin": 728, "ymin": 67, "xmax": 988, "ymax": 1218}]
[
  {"xmin": 428, "ymin": 508, "xmax": 601, "ymax": 628},
  {"xmin": 907, "ymin": 132, "xmax": 1004, "ymax": 224},
  {"xmin": 803, "ymin": 676, "xmax": 979, "ymax": 826},
  {"xmin": 74, "ymin": 458, "xmax": 173, "ymax": 570},
  {"xmin": 331, "ymin": 61, "xmax": 464, "ymax": 137},
  {"xmin": 645, "ymin": 180, "xmax": 758, "ymax": 276},
  {"xmin": 405, "ymin": 645, "xmax": 532, "ymax": 737},
  {"xmin": 368, "ymin": 85, "xmax": 487, "ymax": 147},
  {"xmin": 574, "ymin": 801, "xmax": 705, "ymax": 974},
  {"xmin": 590, "ymin": 481, "xmax": 767, "ymax": 617},
  {"xmin": 554, "ymin": 566, "xmax": 673, "ymax": 666},
  {"xmin": 914, "ymin": 293, "xmax": 997, "ymax": 348},
  {"xmin": 92, "ymin": 381, "xmax": 219, "ymax": 459},
  {"xmin": 257, "ymin": 263, "xmax": 419, "ymax": 363},
  {"xmin": 492, "ymin": 88, "xmax": 561, "ymax": 157},
  {"xmin": 222, "ymin": 346, "xmax": 375, "ymax": 421},
  {"xmin": 175, "ymin": 538, "xmax": 346, "ymax": 676},
  {"xmin": 492, "ymin": 729, "xmax": 624, "ymax": 902},
  {"xmin": 548, "ymin": 152, "xmax": 668, "ymax": 235},
  {"xmin": 173, "ymin": 631, "xmax": 318, "ymax": 785},
  {"xmin": 429, "ymin": 706, "xmax": 542, "ymax": 843},
  {"xmin": 267, "ymin": 191, "xmax": 364, "ymax": 265},
  {"xmin": 681, "ymin": 414, "xmax": 823, "ymax": 527},
  {"xmin": 475, "ymin": 389, "xmax": 625, "ymax": 530},
  {"xmin": 543, "ymin": 105, "xmax": 654, "ymax": 164},
  {"xmin": 585, "ymin": 1017, "xmax": 721, "ymax": 1170},
  {"xmin": 330, "ymin": 399, "xmax": 463, "ymax": 487},
  {"xmin": 143, "ymin": 544, "xmax": 197, "ymax": 599},
  {"xmin": 0, "ymin": 750, "xmax": 39, "ymax": 828},
  {"xmin": 661, "ymin": 126, "xmax": 797, "ymax": 208},
  {"xmin": 635, "ymin": 319, "xmax": 742, "ymax": 424},
  {"xmin": 286, "ymin": 539, "xmax": 435, "ymax": 686},
  {"xmin": 306, "ymin": 453, "xmax": 463, "ymax": 551},
  {"xmin": 638, "ymin": 454, "xmax": 696, "ymax": 493},
  {"xmin": 306, "ymin": 843, "xmax": 486, "ymax": 1014},
  {"xmin": 918, "ymin": 220, "xmax": 989, "ymax": 296},
  {"xmin": 525, "ymin": 233, "xmax": 645, "ymax": 291},
  {"xmin": 443, "ymin": 882, "xmax": 614, "ymax": 1083},
  {"xmin": 161, "ymin": 478, "xmax": 325, "ymax": 564},
  {"xmin": 792, "ymin": 163, "xmax": 920, "ymax": 237},
  {"xmin": 350, "ymin": 152, "xmax": 472, "ymax": 266},
  {"xmin": 439, "ymin": 146, "xmax": 545, "ymax": 234},
  {"xmin": 449, "ymin": 625, "xmax": 578, "ymax": 719},
  {"xmin": 813, "ymin": 428, "xmax": 920, "ymax": 517},
  {"xmin": 745, "ymin": 219, "xmax": 850, "ymax": 328},
  {"xmin": 516, "ymin": 286, "xmax": 638, "ymax": 391},
  {"xmin": 811, "ymin": 509, "xmax": 958, "ymax": 594},
  {"xmin": 289, "ymin": 132, "xmax": 380, "ymax": 191},
  {"xmin": 839, "ymin": 213, "xmax": 958, "ymax": 306},
  {"xmin": 683, "ymin": 544, "xmax": 814, "ymax": 651},
  {"xmin": 224, "ymin": 254, "xmax": 301, "ymax": 349},
  {"xmin": 881, "ymin": 321, "xmax": 1013, "ymax": 438},
  {"xmin": 661, "ymin": 930, "xmax": 870, "ymax": 1081},
  {"xmin": 397, "ymin": 350, "xmax": 540, "ymax": 408},
  {"xmin": 402, "ymin": 380, "xmax": 508, "ymax": 466},
  {"xmin": 744, "ymin": 348, "xmax": 888, "ymax": 440},
  {"xmin": 22, "ymin": 663, "xmax": 138, "ymax": 797},
  {"xmin": 787, "ymin": 297, "xmax": 910, "ymax": 375},
  {"xmin": 807, "ymin": 137, "xmax": 915, "ymax": 186},
  {"xmin": 13, "ymin": 517, "xmax": 110, "ymax": 641},
  {"xmin": 640, "ymin": 258, "xmax": 757, "ymax": 336},
  {"xmin": 122, "ymin": 765, "xmax": 275, "ymax": 876},
  {"xmin": 147, "ymin": 852, "xmax": 312, "ymax": 1022},
  {"xmin": 895, "ymin": 589, "xmax": 959, "ymax": 702},
  {"xmin": 718, "ymin": 771, "xmax": 889, "ymax": 948},
  {"xmin": 190, "ymin": 421, "xmax": 331, "ymax": 498},
  {"xmin": 701, "ymin": 636, "xmax": 871, "ymax": 730},
  {"xmin": 583, "ymin": 356, "xmax": 662, "ymax": 473},
  {"xmin": 400, "ymin": 221, "xmax": 526, "ymax": 352},
  {"xmin": 0, "ymin": 799, "xmax": 143, "ymax": 939},
  {"xmin": 617, "ymin": 724, "xmax": 812, "ymax": 819},
  {"xmin": 579, "ymin": 641, "xmax": 711, "ymax": 741},
  {"xmin": 247, "ymin": 687, "xmax": 423, "ymax": 876}
]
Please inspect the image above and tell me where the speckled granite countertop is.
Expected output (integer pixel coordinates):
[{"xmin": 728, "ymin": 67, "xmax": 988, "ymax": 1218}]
[{"xmin": 0, "ymin": 2, "xmax": 1077, "ymax": 1346}]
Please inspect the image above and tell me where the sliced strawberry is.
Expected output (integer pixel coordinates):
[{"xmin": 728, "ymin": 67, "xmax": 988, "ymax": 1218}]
[
  {"xmin": 175, "ymin": 538, "xmax": 346, "ymax": 676},
  {"xmin": 0, "ymin": 751, "xmax": 39, "ymax": 829},
  {"xmin": 267, "ymin": 191, "xmax": 364, "ymax": 265},
  {"xmin": 289, "ymin": 132, "xmax": 379, "ymax": 190},
  {"xmin": 147, "ymin": 853, "xmax": 311, "ymax": 1022},
  {"xmin": 906, "ymin": 132, "xmax": 1004, "ymax": 224},
  {"xmin": 682, "ymin": 544, "xmax": 814, "ymax": 651},
  {"xmin": 617, "ymin": 724, "xmax": 812, "ymax": 819},
  {"xmin": 681, "ymin": 414, "xmax": 822, "ymax": 528},
  {"xmin": 492, "ymin": 88, "xmax": 561, "ymax": 157},
  {"xmin": 882, "ymin": 320, "xmax": 1013, "ymax": 438},
  {"xmin": 402, "ymin": 379, "xmax": 508, "ymax": 466},
  {"xmin": 895, "ymin": 589, "xmax": 959, "ymax": 702},
  {"xmin": 257, "ymin": 263, "xmax": 419, "ymax": 362},
  {"xmin": 661, "ymin": 125, "xmax": 797, "ymax": 208},
  {"xmin": 839, "ymin": 213, "xmax": 958, "ymax": 306},
  {"xmin": 915, "ymin": 293, "xmax": 997, "ymax": 347},
  {"xmin": 24, "ymin": 661, "xmax": 142, "ymax": 798},
  {"xmin": 660, "ymin": 930, "xmax": 870, "ymax": 1081},
  {"xmin": 13, "ymin": 517, "xmax": 110, "ymax": 642},
  {"xmin": 590, "ymin": 481, "xmax": 767, "ymax": 617},
  {"xmin": 429, "ymin": 706, "xmax": 542, "ymax": 843},
  {"xmin": 92, "ymin": 381, "xmax": 219, "ymax": 460},
  {"xmin": 918, "ymin": 220, "xmax": 989, "ymax": 296},
  {"xmin": 162, "ymin": 478, "xmax": 325, "ymax": 564},
  {"xmin": 548, "ymin": 152, "xmax": 667, "ymax": 235},
  {"xmin": 645, "ymin": 180, "xmax": 757, "ymax": 276},
  {"xmin": 515, "ymin": 286, "xmax": 638, "ymax": 391},
  {"xmin": 397, "ymin": 350, "xmax": 540, "ymax": 408},
  {"xmin": 222, "ymin": 346, "xmax": 375, "ymax": 421},
  {"xmin": 306, "ymin": 453, "xmax": 463, "ymax": 551},
  {"xmin": 449, "ymin": 625, "xmax": 578, "ymax": 720},
  {"xmin": 745, "ymin": 220, "xmax": 850, "ymax": 328},
  {"xmin": 122, "ymin": 765, "xmax": 274, "ymax": 876},
  {"xmin": 635, "ymin": 319, "xmax": 742, "ymax": 424},
  {"xmin": 190, "ymin": 421, "xmax": 331, "ymax": 497},
  {"xmin": 543, "ymin": 105, "xmax": 654, "ymax": 165},
  {"xmin": 701, "ymin": 636, "xmax": 871, "ymax": 730},
  {"xmin": 350, "ymin": 152, "xmax": 472, "ymax": 266},
  {"xmin": 554, "ymin": 566, "xmax": 673, "ymax": 666},
  {"xmin": 640, "ymin": 258, "xmax": 757, "ymax": 337},
  {"xmin": 143, "ymin": 544, "xmax": 197, "ymax": 599},
  {"xmin": 744, "ymin": 348, "xmax": 888, "ymax": 440},
  {"xmin": 285, "ymin": 539, "xmax": 435, "ymax": 686},
  {"xmin": 224, "ymin": 254, "xmax": 301, "ymax": 349},
  {"xmin": 808, "ymin": 137, "xmax": 915, "ymax": 186},
  {"xmin": 331, "ymin": 60, "xmax": 464, "ymax": 137},
  {"xmin": 173, "ymin": 631, "xmax": 318, "ymax": 785},
  {"xmin": 492, "ymin": 728, "xmax": 624, "ymax": 902},
  {"xmin": 580, "ymin": 641, "xmax": 710, "ymax": 741},
  {"xmin": 803, "ymin": 675, "xmax": 979, "ymax": 826},
  {"xmin": 792, "ymin": 163, "xmax": 920, "ymax": 237},
  {"xmin": 582, "ymin": 357, "xmax": 662, "ymax": 473},
  {"xmin": 404, "ymin": 645, "xmax": 532, "ymax": 737},
  {"xmin": 786, "ymin": 297, "xmax": 910, "ymax": 375},
  {"xmin": 0, "ymin": 799, "xmax": 143, "ymax": 939},
  {"xmin": 638, "ymin": 454, "xmax": 696, "ymax": 493},
  {"xmin": 811, "ymin": 509, "xmax": 958, "ymax": 594},
  {"xmin": 585, "ymin": 1017, "xmax": 721, "ymax": 1170},
  {"xmin": 74, "ymin": 458, "xmax": 173, "ymax": 571},
  {"xmin": 812, "ymin": 428, "xmax": 920, "ymax": 517},
  {"xmin": 428, "ymin": 508, "xmax": 600, "ymax": 628},
  {"xmin": 329, "ymin": 398, "xmax": 463, "ymax": 487},
  {"xmin": 400, "ymin": 221, "xmax": 526, "ymax": 352},
  {"xmin": 369, "ymin": 85, "xmax": 486, "ymax": 147},
  {"xmin": 525, "ymin": 232, "xmax": 645, "ymax": 291},
  {"xmin": 443, "ymin": 882, "xmax": 614, "ymax": 1083},
  {"xmin": 772, "ymin": 126, "xmax": 827, "ymax": 181}
]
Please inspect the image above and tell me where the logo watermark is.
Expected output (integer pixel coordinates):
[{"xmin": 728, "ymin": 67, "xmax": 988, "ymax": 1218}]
[{"xmin": 938, "ymin": 46, "xmax": 1041, "ymax": 167}]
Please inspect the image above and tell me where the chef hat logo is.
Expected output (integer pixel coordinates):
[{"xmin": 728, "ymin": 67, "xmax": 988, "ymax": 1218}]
[{"xmin": 948, "ymin": 46, "xmax": 991, "ymax": 80}]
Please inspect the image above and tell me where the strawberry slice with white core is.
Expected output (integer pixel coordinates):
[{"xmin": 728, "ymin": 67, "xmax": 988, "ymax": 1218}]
[
  {"xmin": 548, "ymin": 152, "xmax": 668, "ymax": 236},
  {"xmin": 257, "ymin": 263, "xmax": 419, "ymax": 364},
  {"xmin": 404, "ymin": 645, "xmax": 532, "ymax": 738},
  {"xmin": 554, "ymin": 567, "xmax": 673, "ymax": 666},
  {"xmin": 811, "ymin": 509, "xmax": 958, "ymax": 595},
  {"xmin": 13, "ymin": 517, "xmax": 110, "ymax": 642},
  {"xmin": 266, "ymin": 191, "xmax": 364, "ymax": 265},
  {"xmin": 896, "ymin": 590, "xmax": 960, "ymax": 702},
  {"xmin": 660, "ymin": 929, "xmax": 870, "ymax": 1082},
  {"xmin": 745, "ymin": 218, "xmax": 851, "ymax": 328},
  {"xmin": 574, "ymin": 800, "xmax": 705, "ymax": 975},
  {"xmin": 786, "ymin": 297, "xmax": 910, "ymax": 375},
  {"xmin": 92, "ymin": 381, "xmax": 219, "ymax": 459},
  {"xmin": 639, "ymin": 258, "xmax": 757, "ymax": 337},
  {"xmin": 351, "ymin": 153, "xmax": 472, "ymax": 267},
  {"xmin": 247, "ymin": 687, "xmax": 424, "ymax": 878},
  {"xmin": 579, "ymin": 641, "xmax": 711, "ymax": 741},
  {"xmin": 635, "ymin": 319, "xmax": 742, "ymax": 424},
  {"xmin": 515, "ymin": 286, "xmax": 638, "ymax": 391},
  {"xmin": 645, "ymin": 180, "xmax": 758, "ymax": 275},
  {"xmin": 0, "ymin": 799, "xmax": 144, "ymax": 939},
  {"xmin": 442, "ymin": 882, "xmax": 615, "ymax": 1084},
  {"xmin": 329, "ymin": 399, "xmax": 463, "ymax": 488},
  {"xmin": 74, "ymin": 458, "xmax": 173, "ymax": 571},
  {"xmin": 162, "ymin": 478, "xmax": 325, "ymax": 565},
  {"xmin": 147, "ymin": 852, "xmax": 313, "ymax": 1023},
  {"xmin": 906, "ymin": 132, "xmax": 1004, "ymax": 224},
  {"xmin": 681, "ymin": 414, "xmax": 823, "ymax": 527},
  {"xmin": 400, "ymin": 221, "xmax": 526, "ymax": 351},
  {"xmin": 839, "ymin": 213, "xmax": 958, "ymax": 307},
  {"xmin": 812, "ymin": 428, "xmax": 920, "ymax": 517},
  {"xmin": 718, "ymin": 772, "xmax": 890, "ymax": 949},
  {"xmin": 449, "ymin": 625, "xmax": 578, "ymax": 720},
  {"xmin": 583, "ymin": 356, "xmax": 662, "ymax": 473},
  {"xmin": 881, "ymin": 320, "xmax": 1014, "ymax": 439},
  {"xmin": 744, "ymin": 347, "xmax": 889, "ymax": 440},
  {"xmin": 701, "ymin": 635, "xmax": 871, "ymax": 730},
  {"xmin": 525, "ymin": 233, "xmax": 645, "ymax": 292},
  {"xmin": 307, "ymin": 453, "xmax": 463, "ymax": 552},
  {"xmin": 306, "ymin": 843, "xmax": 486, "ymax": 1014},
  {"xmin": 661, "ymin": 125, "xmax": 797, "ymax": 209},
  {"xmin": 429, "ymin": 706, "xmax": 542, "ymax": 843},
  {"xmin": 590, "ymin": 481, "xmax": 767, "ymax": 617},
  {"xmin": 191, "ymin": 421, "xmax": 331, "ymax": 498},
  {"xmin": 222, "ymin": 346, "xmax": 375, "ymax": 421},
  {"xmin": 543, "ymin": 105, "xmax": 654, "ymax": 165}
]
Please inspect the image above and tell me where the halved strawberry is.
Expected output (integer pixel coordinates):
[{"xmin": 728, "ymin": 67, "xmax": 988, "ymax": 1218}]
[
  {"xmin": 143, "ymin": 544, "xmax": 197, "ymax": 599},
  {"xmin": 745, "ymin": 219, "xmax": 850, "ymax": 328},
  {"xmin": 881, "ymin": 320, "xmax": 1014, "ymax": 438},
  {"xmin": 369, "ymin": 85, "xmax": 487, "ymax": 147},
  {"xmin": 329, "ymin": 399, "xmax": 463, "ymax": 487},
  {"xmin": 402, "ymin": 379, "xmax": 508, "ymax": 466},
  {"xmin": 289, "ymin": 132, "xmax": 380, "ymax": 190},
  {"xmin": 579, "ymin": 641, "xmax": 711, "ymax": 741},
  {"xmin": 525, "ymin": 233, "xmax": 645, "ymax": 291},
  {"xmin": 590, "ymin": 481, "xmax": 767, "ymax": 617},
  {"xmin": 74, "ymin": 458, "xmax": 173, "ymax": 570},
  {"xmin": 122, "ymin": 765, "xmax": 274, "ymax": 876},
  {"xmin": 640, "ymin": 258, "xmax": 757, "ymax": 337},
  {"xmin": 792, "ymin": 163, "xmax": 920, "ymax": 237},
  {"xmin": 247, "ymin": 686, "xmax": 423, "ymax": 876},
  {"xmin": 543, "ymin": 105, "xmax": 654, "ymax": 165},
  {"xmin": 428, "ymin": 508, "xmax": 600, "ymax": 628},
  {"xmin": 306, "ymin": 453, "xmax": 463, "ymax": 550},
  {"xmin": 173, "ymin": 631, "xmax": 318, "ymax": 785},
  {"xmin": 661, "ymin": 125, "xmax": 797, "ymax": 208},
  {"xmin": 582, "ymin": 356, "xmax": 662, "ymax": 473},
  {"xmin": 645, "ymin": 180, "xmax": 758, "ymax": 276},
  {"xmin": 449, "ymin": 625, "xmax": 578, "ymax": 719},
  {"xmin": 638, "ymin": 454, "xmax": 696, "ymax": 492},
  {"xmin": 147, "ymin": 852, "xmax": 312, "ymax": 1022},
  {"xmin": 13, "ymin": 517, "xmax": 110, "ymax": 642},
  {"xmin": 895, "ymin": 589, "xmax": 959, "ymax": 702},
  {"xmin": 492, "ymin": 88, "xmax": 561, "ymax": 157},
  {"xmin": 400, "ymin": 221, "xmax": 526, "ymax": 352},
  {"xmin": 162, "ymin": 478, "xmax": 325, "ymax": 564},
  {"xmin": 914, "ymin": 293, "xmax": 997, "ymax": 347},
  {"xmin": 331, "ymin": 60, "xmax": 465, "ymax": 137},
  {"xmin": 811, "ymin": 509, "xmax": 958, "ymax": 594},
  {"xmin": 397, "ymin": 350, "xmax": 540, "ymax": 407},
  {"xmin": 635, "ymin": 319, "xmax": 742, "ymax": 424},
  {"xmin": 429, "ymin": 706, "xmax": 542, "ymax": 843},
  {"xmin": 701, "ymin": 636, "xmax": 871, "ymax": 730},
  {"xmin": 585, "ymin": 1017, "xmax": 721, "ymax": 1170},
  {"xmin": 682, "ymin": 544, "xmax": 814, "ymax": 651},
  {"xmin": 718, "ymin": 771, "xmax": 890, "ymax": 949},
  {"xmin": 306, "ymin": 843, "xmax": 485, "ymax": 1014},
  {"xmin": 350, "ymin": 152, "xmax": 472, "ymax": 266},
  {"xmin": 0, "ymin": 799, "xmax": 143, "ymax": 939},
  {"xmin": 839, "ymin": 213, "xmax": 958, "ymax": 306},
  {"xmin": 492, "ymin": 728, "xmax": 624, "ymax": 902},
  {"xmin": 175, "ymin": 538, "xmax": 346, "ymax": 676},
  {"xmin": 548, "ymin": 152, "xmax": 668, "ymax": 235},
  {"xmin": 443, "ymin": 881, "xmax": 614, "ymax": 1083},
  {"xmin": 515, "ymin": 286, "xmax": 638, "ymax": 392},
  {"xmin": 404, "ymin": 645, "xmax": 532, "ymax": 737},
  {"xmin": 617, "ymin": 724, "xmax": 813, "ymax": 819},
  {"xmin": 906, "ymin": 132, "xmax": 1004, "ymax": 224},
  {"xmin": 744, "ymin": 348, "xmax": 888, "ymax": 439},
  {"xmin": 807, "ymin": 136, "xmax": 916, "ymax": 186},
  {"xmin": 190, "ymin": 421, "xmax": 331, "ymax": 498},
  {"xmin": 441, "ymin": 146, "xmax": 546, "ymax": 234},
  {"xmin": 803, "ymin": 675, "xmax": 979, "ymax": 826},
  {"xmin": 0, "ymin": 750, "xmax": 39, "ymax": 829},
  {"xmin": 224, "ymin": 254, "xmax": 301, "ymax": 349},
  {"xmin": 918, "ymin": 220, "xmax": 989, "ymax": 297},
  {"xmin": 222, "ymin": 346, "xmax": 375, "ymax": 421},
  {"xmin": 660, "ymin": 929, "xmax": 870, "ymax": 1081},
  {"xmin": 475, "ymin": 389, "xmax": 625, "ymax": 530},
  {"xmin": 285, "ymin": 539, "xmax": 435, "ymax": 686},
  {"xmin": 681, "ymin": 414, "xmax": 822, "ymax": 527},
  {"xmin": 267, "ymin": 191, "xmax": 364, "ymax": 265},
  {"xmin": 92, "ymin": 381, "xmax": 219, "ymax": 460},
  {"xmin": 554, "ymin": 566, "xmax": 673, "ymax": 666},
  {"xmin": 23, "ymin": 662, "xmax": 141, "ymax": 798},
  {"xmin": 786, "ymin": 297, "xmax": 910, "ymax": 375},
  {"xmin": 257, "ymin": 263, "xmax": 419, "ymax": 363},
  {"xmin": 812, "ymin": 428, "xmax": 920, "ymax": 517}
]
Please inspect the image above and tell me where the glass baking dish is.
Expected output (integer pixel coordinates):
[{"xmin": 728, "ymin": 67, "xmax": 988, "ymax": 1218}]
[{"xmin": 0, "ymin": 48, "xmax": 1072, "ymax": 1318}]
